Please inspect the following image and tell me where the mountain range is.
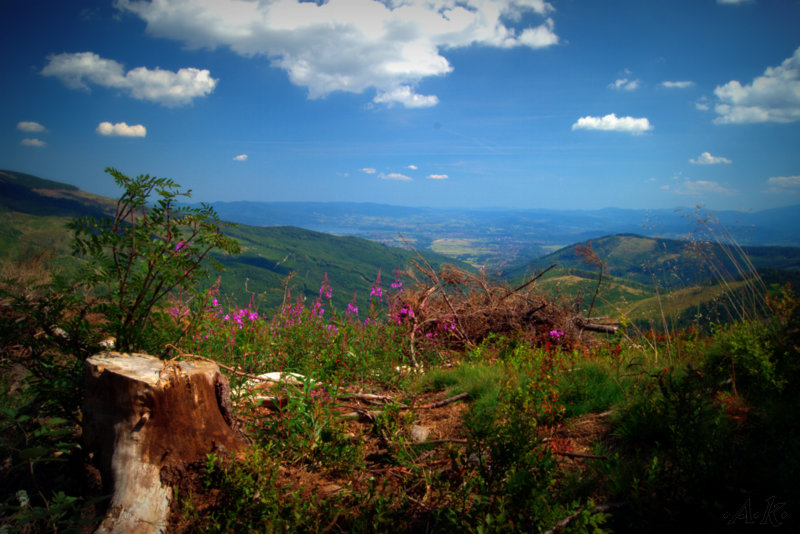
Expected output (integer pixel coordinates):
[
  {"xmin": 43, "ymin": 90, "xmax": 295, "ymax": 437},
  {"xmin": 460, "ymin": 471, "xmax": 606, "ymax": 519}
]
[{"xmin": 198, "ymin": 200, "xmax": 800, "ymax": 270}]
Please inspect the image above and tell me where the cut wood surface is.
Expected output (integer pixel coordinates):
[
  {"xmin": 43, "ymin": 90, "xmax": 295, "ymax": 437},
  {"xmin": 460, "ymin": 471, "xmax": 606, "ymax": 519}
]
[{"xmin": 83, "ymin": 352, "xmax": 248, "ymax": 534}]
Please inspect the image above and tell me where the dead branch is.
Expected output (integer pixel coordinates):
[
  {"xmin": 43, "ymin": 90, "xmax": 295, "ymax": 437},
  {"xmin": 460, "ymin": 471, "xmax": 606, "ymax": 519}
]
[
  {"xmin": 398, "ymin": 234, "xmax": 472, "ymax": 347},
  {"xmin": 553, "ymin": 450, "xmax": 608, "ymax": 460},
  {"xmin": 338, "ymin": 393, "xmax": 394, "ymax": 403},
  {"xmin": 574, "ymin": 319, "xmax": 619, "ymax": 335},
  {"xmin": 501, "ymin": 263, "xmax": 556, "ymax": 301},
  {"xmin": 417, "ymin": 392, "xmax": 469, "ymax": 409}
]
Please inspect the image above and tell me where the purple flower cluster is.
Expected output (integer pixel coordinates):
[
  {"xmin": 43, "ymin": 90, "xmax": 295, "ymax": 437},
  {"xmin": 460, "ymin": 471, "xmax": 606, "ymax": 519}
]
[
  {"xmin": 549, "ymin": 329, "xmax": 565, "ymax": 343},
  {"xmin": 319, "ymin": 273, "xmax": 333, "ymax": 299},
  {"xmin": 370, "ymin": 269, "xmax": 383, "ymax": 299},
  {"xmin": 391, "ymin": 307, "xmax": 414, "ymax": 325},
  {"xmin": 223, "ymin": 307, "xmax": 259, "ymax": 329}
]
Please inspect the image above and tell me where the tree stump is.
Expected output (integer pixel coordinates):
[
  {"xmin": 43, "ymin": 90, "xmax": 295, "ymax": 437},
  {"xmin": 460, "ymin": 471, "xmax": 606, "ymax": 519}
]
[{"xmin": 83, "ymin": 352, "xmax": 248, "ymax": 534}]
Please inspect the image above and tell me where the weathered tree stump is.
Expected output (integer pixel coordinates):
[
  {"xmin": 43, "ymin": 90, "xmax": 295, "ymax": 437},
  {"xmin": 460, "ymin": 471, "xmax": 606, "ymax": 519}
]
[{"xmin": 83, "ymin": 352, "xmax": 248, "ymax": 534}]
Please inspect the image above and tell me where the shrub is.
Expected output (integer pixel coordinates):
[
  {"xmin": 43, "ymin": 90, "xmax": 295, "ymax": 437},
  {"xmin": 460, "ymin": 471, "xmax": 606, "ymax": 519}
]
[{"xmin": 68, "ymin": 167, "xmax": 240, "ymax": 353}]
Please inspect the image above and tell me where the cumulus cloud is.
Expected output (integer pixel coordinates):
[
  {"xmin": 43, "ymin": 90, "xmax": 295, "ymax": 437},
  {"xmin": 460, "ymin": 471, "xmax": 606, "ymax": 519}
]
[
  {"xmin": 665, "ymin": 179, "xmax": 738, "ymax": 196},
  {"xmin": 765, "ymin": 175, "xmax": 800, "ymax": 193},
  {"xmin": 407, "ymin": 164, "xmax": 418, "ymax": 171},
  {"xmin": 374, "ymin": 86, "xmax": 439, "ymax": 108},
  {"xmin": 571, "ymin": 113, "xmax": 653, "ymax": 134},
  {"xmin": 609, "ymin": 78, "xmax": 640, "ymax": 91},
  {"xmin": 42, "ymin": 51, "xmax": 217, "ymax": 107},
  {"xmin": 713, "ymin": 46, "xmax": 800, "ymax": 124},
  {"xmin": 233, "ymin": 154, "xmax": 248, "ymax": 161},
  {"xmin": 96, "ymin": 121, "xmax": 146, "ymax": 137},
  {"xmin": 17, "ymin": 121, "xmax": 46, "ymax": 133},
  {"xmin": 21, "ymin": 138, "xmax": 46, "ymax": 147},
  {"xmin": 361, "ymin": 167, "xmax": 377, "ymax": 174},
  {"xmin": 428, "ymin": 174, "xmax": 449, "ymax": 179},
  {"xmin": 379, "ymin": 172, "xmax": 412, "ymax": 181},
  {"xmin": 690, "ymin": 151, "xmax": 732, "ymax": 165},
  {"xmin": 115, "ymin": 0, "xmax": 558, "ymax": 108},
  {"xmin": 661, "ymin": 80, "xmax": 694, "ymax": 89}
]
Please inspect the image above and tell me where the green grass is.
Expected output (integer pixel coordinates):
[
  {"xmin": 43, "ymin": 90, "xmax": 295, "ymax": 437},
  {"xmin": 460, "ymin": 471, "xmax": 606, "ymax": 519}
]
[{"xmin": 558, "ymin": 361, "xmax": 627, "ymax": 418}]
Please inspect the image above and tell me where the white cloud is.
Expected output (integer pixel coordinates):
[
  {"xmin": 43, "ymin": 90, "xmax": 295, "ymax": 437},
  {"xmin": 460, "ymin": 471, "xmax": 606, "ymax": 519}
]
[
  {"xmin": 373, "ymin": 85, "xmax": 438, "ymax": 108},
  {"xmin": 233, "ymin": 154, "xmax": 248, "ymax": 161},
  {"xmin": 713, "ymin": 46, "xmax": 800, "ymax": 124},
  {"xmin": 428, "ymin": 174, "xmax": 449, "ymax": 179},
  {"xmin": 361, "ymin": 167, "xmax": 377, "ymax": 174},
  {"xmin": 42, "ymin": 51, "xmax": 217, "ymax": 107},
  {"xmin": 116, "ymin": 0, "xmax": 558, "ymax": 108},
  {"xmin": 17, "ymin": 121, "xmax": 46, "ymax": 133},
  {"xmin": 21, "ymin": 138, "xmax": 46, "ymax": 147},
  {"xmin": 571, "ymin": 113, "xmax": 653, "ymax": 134},
  {"xmin": 765, "ymin": 175, "xmax": 800, "ymax": 193},
  {"xmin": 407, "ymin": 164, "xmax": 418, "ymax": 170},
  {"xmin": 379, "ymin": 172, "xmax": 412, "ymax": 181},
  {"xmin": 669, "ymin": 179, "xmax": 738, "ymax": 196},
  {"xmin": 661, "ymin": 80, "xmax": 694, "ymax": 89},
  {"xmin": 609, "ymin": 78, "xmax": 640, "ymax": 91},
  {"xmin": 96, "ymin": 121, "xmax": 146, "ymax": 137},
  {"xmin": 690, "ymin": 151, "xmax": 732, "ymax": 165},
  {"xmin": 718, "ymin": 0, "xmax": 751, "ymax": 4},
  {"xmin": 695, "ymin": 98, "xmax": 711, "ymax": 111}
]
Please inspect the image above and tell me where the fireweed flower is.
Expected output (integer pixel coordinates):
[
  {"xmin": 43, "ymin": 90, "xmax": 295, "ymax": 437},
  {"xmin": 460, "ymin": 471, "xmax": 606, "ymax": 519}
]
[
  {"xmin": 370, "ymin": 269, "xmax": 383, "ymax": 298},
  {"xmin": 319, "ymin": 273, "xmax": 333, "ymax": 299},
  {"xmin": 175, "ymin": 240, "xmax": 187, "ymax": 252},
  {"xmin": 346, "ymin": 292, "xmax": 359, "ymax": 317},
  {"xmin": 549, "ymin": 329, "xmax": 565, "ymax": 342}
]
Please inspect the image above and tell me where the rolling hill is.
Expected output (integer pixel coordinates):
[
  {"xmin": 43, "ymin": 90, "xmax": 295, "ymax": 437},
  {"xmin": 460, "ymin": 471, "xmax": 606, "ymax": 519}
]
[
  {"xmin": 4, "ymin": 169, "xmax": 800, "ymax": 325},
  {"xmin": 503, "ymin": 233, "xmax": 800, "ymax": 326},
  {"xmin": 504, "ymin": 233, "xmax": 800, "ymax": 287},
  {"xmin": 0, "ymin": 169, "xmax": 465, "ymax": 313}
]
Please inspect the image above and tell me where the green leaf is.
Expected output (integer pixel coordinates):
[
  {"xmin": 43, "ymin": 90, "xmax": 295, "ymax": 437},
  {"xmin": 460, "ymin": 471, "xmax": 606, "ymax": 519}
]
[{"xmin": 19, "ymin": 446, "xmax": 50, "ymax": 459}]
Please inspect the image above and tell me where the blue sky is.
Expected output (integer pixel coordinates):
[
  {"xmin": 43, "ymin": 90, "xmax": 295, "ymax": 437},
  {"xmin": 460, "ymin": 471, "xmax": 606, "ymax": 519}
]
[{"xmin": 2, "ymin": 0, "xmax": 799, "ymax": 211}]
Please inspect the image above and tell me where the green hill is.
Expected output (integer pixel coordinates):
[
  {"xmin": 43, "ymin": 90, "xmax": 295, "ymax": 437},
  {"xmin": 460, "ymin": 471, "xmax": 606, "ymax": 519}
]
[
  {"xmin": 506, "ymin": 233, "xmax": 800, "ymax": 289},
  {"xmin": 0, "ymin": 170, "xmax": 465, "ymax": 314},
  {"xmin": 211, "ymin": 224, "xmax": 463, "ymax": 312},
  {"xmin": 503, "ymin": 233, "xmax": 800, "ymax": 326}
]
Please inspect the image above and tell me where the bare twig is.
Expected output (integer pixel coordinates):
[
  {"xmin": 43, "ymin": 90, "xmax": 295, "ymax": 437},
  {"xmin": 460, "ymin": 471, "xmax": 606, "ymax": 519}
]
[
  {"xmin": 417, "ymin": 392, "xmax": 469, "ymax": 409},
  {"xmin": 553, "ymin": 450, "xmax": 608, "ymax": 460},
  {"xmin": 501, "ymin": 263, "xmax": 557, "ymax": 301}
]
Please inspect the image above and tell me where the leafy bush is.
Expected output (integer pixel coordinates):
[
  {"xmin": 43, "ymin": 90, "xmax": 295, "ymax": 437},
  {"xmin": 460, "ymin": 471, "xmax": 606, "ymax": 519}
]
[{"xmin": 68, "ymin": 167, "xmax": 239, "ymax": 353}]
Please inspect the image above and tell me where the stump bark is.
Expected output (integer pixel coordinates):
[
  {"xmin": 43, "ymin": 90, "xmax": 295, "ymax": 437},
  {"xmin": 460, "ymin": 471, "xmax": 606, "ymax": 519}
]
[{"xmin": 83, "ymin": 352, "xmax": 248, "ymax": 534}]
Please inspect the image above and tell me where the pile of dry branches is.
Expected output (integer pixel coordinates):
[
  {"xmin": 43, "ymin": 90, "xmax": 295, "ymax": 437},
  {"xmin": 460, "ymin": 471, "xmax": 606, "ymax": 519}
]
[{"xmin": 395, "ymin": 258, "xmax": 612, "ymax": 351}]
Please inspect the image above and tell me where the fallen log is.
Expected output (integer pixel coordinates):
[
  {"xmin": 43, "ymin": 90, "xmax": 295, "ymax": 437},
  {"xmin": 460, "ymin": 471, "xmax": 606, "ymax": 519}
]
[
  {"xmin": 574, "ymin": 317, "xmax": 620, "ymax": 334},
  {"xmin": 83, "ymin": 352, "xmax": 248, "ymax": 534}
]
